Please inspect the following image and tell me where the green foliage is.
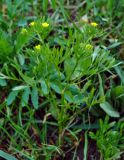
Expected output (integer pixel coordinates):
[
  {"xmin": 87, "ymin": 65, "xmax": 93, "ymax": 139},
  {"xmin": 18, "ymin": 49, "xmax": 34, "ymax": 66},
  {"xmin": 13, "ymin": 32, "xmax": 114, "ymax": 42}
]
[
  {"xmin": 0, "ymin": 29, "xmax": 13, "ymax": 61},
  {"xmin": 90, "ymin": 116, "xmax": 124, "ymax": 160},
  {"xmin": 100, "ymin": 101, "xmax": 120, "ymax": 118},
  {"xmin": 0, "ymin": 150, "xmax": 17, "ymax": 160},
  {"xmin": 0, "ymin": 21, "xmax": 115, "ymax": 113},
  {"xmin": 0, "ymin": 1, "xmax": 124, "ymax": 159},
  {"xmin": 0, "ymin": 78, "xmax": 7, "ymax": 86}
]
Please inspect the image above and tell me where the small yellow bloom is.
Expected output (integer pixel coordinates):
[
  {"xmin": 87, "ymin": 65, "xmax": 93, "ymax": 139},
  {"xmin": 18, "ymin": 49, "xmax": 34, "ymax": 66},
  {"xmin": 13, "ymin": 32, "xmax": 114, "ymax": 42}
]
[
  {"xmin": 85, "ymin": 44, "xmax": 93, "ymax": 50},
  {"xmin": 21, "ymin": 28, "xmax": 27, "ymax": 34},
  {"xmin": 29, "ymin": 21, "xmax": 35, "ymax": 26},
  {"xmin": 42, "ymin": 22, "xmax": 49, "ymax": 28},
  {"xmin": 34, "ymin": 44, "xmax": 41, "ymax": 50},
  {"xmin": 91, "ymin": 22, "xmax": 98, "ymax": 27}
]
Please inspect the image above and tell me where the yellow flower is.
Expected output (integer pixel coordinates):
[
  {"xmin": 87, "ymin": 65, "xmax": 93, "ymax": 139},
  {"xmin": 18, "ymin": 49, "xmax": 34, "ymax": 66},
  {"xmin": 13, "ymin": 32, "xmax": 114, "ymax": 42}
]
[
  {"xmin": 34, "ymin": 44, "xmax": 41, "ymax": 50},
  {"xmin": 42, "ymin": 22, "xmax": 49, "ymax": 28},
  {"xmin": 91, "ymin": 22, "xmax": 98, "ymax": 27},
  {"xmin": 85, "ymin": 44, "xmax": 93, "ymax": 50},
  {"xmin": 21, "ymin": 28, "xmax": 27, "ymax": 34},
  {"xmin": 29, "ymin": 21, "xmax": 35, "ymax": 26}
]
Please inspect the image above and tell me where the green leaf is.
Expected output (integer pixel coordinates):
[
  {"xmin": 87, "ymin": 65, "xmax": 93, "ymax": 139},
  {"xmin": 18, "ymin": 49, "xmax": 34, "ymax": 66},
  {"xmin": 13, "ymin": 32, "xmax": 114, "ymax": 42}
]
[
  {"xmin": 31, "ymin": 87, "xmax": 39, "ymax": 109},
  {"xmin": 100, "ymin": 101, "xmax": 120, "ymax": 117},
  {"xmin": 0, "ymin": 150, "xmax": 17, "ymax": 160},
  {"xmin": 0, "ymin": 79, "xmax": 7, "ymax": 86},
  {"xmin": 12, "ymin": 85, "xmax": 28, "ymax": 91},
  {"xmin": 98, "ymin": 74, "xmax": 105, "ymax": 101},
  {"xmin": 107, "ymin": 42, "xmax": 123, "ymax": 49},
  {"xmin": 7, "ymin": 90, "xmax": 19, "ymax": 105},
  {"xmin": 84, "ymin": 131, "xmax": 88, "ymax": 160},
  {"xmin": 51, "ymin": 0, "xmax": 56, "ymax": 9},
  {"xmin": 64, "ymin": 57, "xmax": 76, "ymax": 79},
  {"xmin": 12, "ymin": 62, "xmax": 35, "ymax": 85},
  {"xmin": 19, "ymin": 72, "xmax": 35, "ymax": 85},
  {"xmin": 92, "ymin": 46, "xmax": 100, "ymax": 62},
  {"xmin": 73, "ymin": 94, "xmax": 84, "ymax": 104},
  {"xmin": 111, "ymin": 86, "xmax": 124, "ymax": 99},
  {"xmin": 18, "ymin": 19, "xmax": 27, "ymax": 27},
  {"xmin": 115, "ymin": 66, "xmax": 124, "ymax": 84},
  {"xmin": 15, "ymin": 31, "xmax": 30, "ymax": 52},
  {"xmin": 50, "ymin": 82, "xmax": 62, "ymax": 94},
  {"xmin": 68, "ymin": 84, "xmax": 80, "ymax": 95},
  {"xmin": 21, "ymin": 87, "xmax": 30, "ymax": 107},
  {"xmin": 89, "ymin": 132, "xmax": 96, "ymax": 139},
  {"xmin": 42, "ymin": 0, "xmax": 48, "ymax": 14},
  {"xmin": 64, "ymin": 91, "xmax": 74, "ymax": 103},
  {"xmin": 0, "ymin": 30, "xmax": 13, "ymax": 61},
  {"xmin": 41, "ymin": 80, "xmax": 49, "ymax": 95},
  {"xmin": 18, "ymin": 54, "xmax": 25, "ymax": 65}
]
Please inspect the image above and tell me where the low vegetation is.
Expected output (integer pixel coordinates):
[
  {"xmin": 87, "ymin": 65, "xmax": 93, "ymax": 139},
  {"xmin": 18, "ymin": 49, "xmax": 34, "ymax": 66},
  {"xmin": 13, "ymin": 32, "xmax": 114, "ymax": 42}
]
[{"xmin": 0, "ymin": 1, "xmax": 124, "ymax": 160}]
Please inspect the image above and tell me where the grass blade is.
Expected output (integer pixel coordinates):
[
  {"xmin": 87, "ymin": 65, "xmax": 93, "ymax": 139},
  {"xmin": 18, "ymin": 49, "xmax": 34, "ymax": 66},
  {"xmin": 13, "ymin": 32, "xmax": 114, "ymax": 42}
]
[
  {"xmin": 84, "ymin": 131, "xmax": 88, "ymax": 160},
  {"xmin": 0, "ymin": 150, "xmax": 17, "ymax": 160}
]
